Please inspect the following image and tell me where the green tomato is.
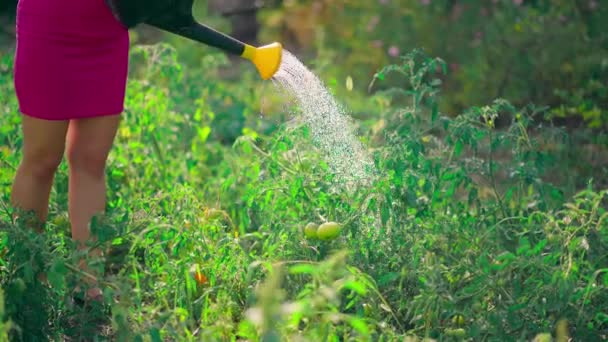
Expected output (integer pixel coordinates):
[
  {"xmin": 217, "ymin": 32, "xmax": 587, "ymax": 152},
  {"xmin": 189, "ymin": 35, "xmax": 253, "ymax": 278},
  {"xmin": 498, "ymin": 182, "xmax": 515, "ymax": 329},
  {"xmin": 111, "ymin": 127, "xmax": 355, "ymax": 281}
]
[
  {"xmin": 445, "ymin": 328, "xmax": 466, "ymax": 338},
  {"xmin": 12, "ymin": 278, "xmax": 26, "ymax": 293},
  {"xmin": 316, "ymin": 222, "xmax": 342, "ymax": 240},
  {"xmin": 533, "ymin": 333, "xmax": 552, "ymax": 342},
  {"xmin": 304, "ymin": 223, "xmax": 319, "ymax": 239},
  {"xmin": 52, "ymin": 214, "xmax": 69, "ymax": 227},
  {"xmin": 452, "ymin": 314, "xmax": 465, "ymax": 326},
  {"xmin": 471, "ymin": 302, "xmax": 483, "ymax": 312}
]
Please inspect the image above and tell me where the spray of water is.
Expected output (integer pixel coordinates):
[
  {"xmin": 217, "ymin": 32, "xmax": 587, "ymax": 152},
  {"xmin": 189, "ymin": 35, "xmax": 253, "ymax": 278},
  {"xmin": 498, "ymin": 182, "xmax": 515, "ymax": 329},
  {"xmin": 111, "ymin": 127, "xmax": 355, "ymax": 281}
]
[{"xmin": 271, "ymin": 51, "xmax": 375, "ymax": 186}]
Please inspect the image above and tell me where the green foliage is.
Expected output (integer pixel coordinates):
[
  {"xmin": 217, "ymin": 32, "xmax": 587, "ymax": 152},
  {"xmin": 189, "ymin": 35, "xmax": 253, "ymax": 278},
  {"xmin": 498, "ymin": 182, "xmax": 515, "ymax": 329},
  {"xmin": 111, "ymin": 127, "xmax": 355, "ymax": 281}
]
[
  {"xmin": 0, "ymin": 289, "xmax": 12, "ymax": 341},
  {"xmin": 260, "ymin": 0, "xmax": 608, "ymax": 128},
  {"xmin": 1, "ymin": 41, "xmax": 607, "ymax": 342}
]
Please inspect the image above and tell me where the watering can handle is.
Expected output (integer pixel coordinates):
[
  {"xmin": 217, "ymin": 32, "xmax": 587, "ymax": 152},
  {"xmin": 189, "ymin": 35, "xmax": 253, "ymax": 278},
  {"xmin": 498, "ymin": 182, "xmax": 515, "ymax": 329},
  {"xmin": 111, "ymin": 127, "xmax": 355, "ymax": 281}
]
[
  {"xmin": 146, "ymin": 17, "xmax": 247, "ymax": 57},
  {"xmin": 142, "ymin": 0, "xmax": 248, "ymax": 56}
]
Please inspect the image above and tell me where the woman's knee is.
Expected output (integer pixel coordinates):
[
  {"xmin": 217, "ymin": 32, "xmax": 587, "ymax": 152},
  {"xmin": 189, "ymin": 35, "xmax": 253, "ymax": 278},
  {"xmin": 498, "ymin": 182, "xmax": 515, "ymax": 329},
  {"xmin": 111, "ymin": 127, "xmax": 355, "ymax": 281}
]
[
  {"xmin": 18, "ymin": 114, "xmax": 68, "ymax": 181},
  {"xmin": 20, "ymin": 147, "xmax": 64, "ymax": 181},
  {"xmin": 66, "ymin": 144, "xmax": 109, "ymax": 178}
]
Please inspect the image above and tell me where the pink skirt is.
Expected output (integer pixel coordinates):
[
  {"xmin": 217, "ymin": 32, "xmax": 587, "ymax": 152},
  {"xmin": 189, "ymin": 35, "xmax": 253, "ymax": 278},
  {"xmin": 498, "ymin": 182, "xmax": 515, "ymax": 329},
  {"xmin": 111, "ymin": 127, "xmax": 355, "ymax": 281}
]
[{"xmin": 14, "ymin": 0, "xmax": 130, "ymax": 120}]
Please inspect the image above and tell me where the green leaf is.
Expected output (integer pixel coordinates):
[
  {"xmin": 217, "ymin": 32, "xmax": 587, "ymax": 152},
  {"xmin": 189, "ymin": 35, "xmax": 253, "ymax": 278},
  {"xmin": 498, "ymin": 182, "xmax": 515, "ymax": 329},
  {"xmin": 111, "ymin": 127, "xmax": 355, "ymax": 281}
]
[
  {"xmin": 241, "ymin": 140, "xmax": 252, "ymax": 154},
  {"xmin": 474, "ymin": 130, "xmax": 487, "ymax": 141},
  {"xmin": 508, "ymin": 302, "xmax": 527, "ymax": 312},
  {"xmin": 51, "ymin": 258, "xmax": 68, "ymax": 275},
  {"xmin": 289, "ymin": 264, "xmax": 316, "ymax": 275},
  {"xmin": 0, "ymin": 288, "xmax": 5, "ymax": 317},
  {"xmin": 468, "ymin": 187, "xmax": 479, "ymax": 205},
  {"xmin": 517, "ymin": 237, "xmax": 531, "ymax": 256},
  {"xmin": 454, "ymin": 141, "xmax": 463, "ymax": 158},
  {"xmin": 531, "ymin": 239, "xmax": 548, "ymax": 255},
  {"xmin": 349, "ymin": 317, "xmax": 369, "ymax": 335},
  {"xmin": 595, "ymin": 312, "xmax": 608, "ymax": 324},
  {"xmin": 48, "ymin": 259, "xmax": 67, "ymax": 290},
  {"xmin": 150, "ymin": 328, "xmax": 162, "ymax": 342},
  {"xmin": 441, "ymin": 171, "xmax": 456, "ymax": 181},
  {"xmin": 479, "ymin": 254, "xmax": 490, "ymax": 274},
  {"xmin": 277, "ymin": 141, "xmax": 288, "ymax": 152},
  {"xmin": 446, "ymin": 182, "xmax": 457, "ymax": 198},
  {"xmin": 381, "ymin": 204, "xmax": 390, "ymax": 225},
  {"xmin": 197, "ymin": 126, "xmax": 211, "ymax": 143},
  {"xmin": 431, "ymin": 102, "xmax": 438, "ymax": 122},
  {"xmin": 343, "ymin": 280, "xmax": 367, "ymax": 295},
  {"xmin": 377, "ymin": 272, "xmax": 400, "ymax": 286},
  {"xmin": 504, "ymin": 187, "xmax": 514, "ymax": 203},
  {"xmin": 493, "ymin": 252, "xmax": 516, "ymax": 271}
]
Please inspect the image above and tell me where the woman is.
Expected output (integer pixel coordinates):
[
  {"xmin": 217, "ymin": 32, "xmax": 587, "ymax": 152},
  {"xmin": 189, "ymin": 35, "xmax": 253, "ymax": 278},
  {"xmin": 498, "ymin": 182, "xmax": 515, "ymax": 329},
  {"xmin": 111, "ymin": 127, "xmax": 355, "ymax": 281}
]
[{"xmin": 12, "ymin": 0, "xmax": 130, "ymax": 301}]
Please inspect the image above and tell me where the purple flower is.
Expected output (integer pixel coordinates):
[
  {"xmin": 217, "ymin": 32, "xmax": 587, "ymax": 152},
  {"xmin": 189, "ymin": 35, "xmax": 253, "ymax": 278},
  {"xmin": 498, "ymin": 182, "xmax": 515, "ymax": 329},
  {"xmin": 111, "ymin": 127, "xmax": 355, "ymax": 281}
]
[
  {"xmin": 420, "ymin": 0, "xmax": 431, "ymax": 5},
  {"xmin": 388, "ymin": 46, "xmax": 400, "ymax": 57},
  {"xmin": 513, "ymin": 0, "xmax": 523, "ymax": 6}
]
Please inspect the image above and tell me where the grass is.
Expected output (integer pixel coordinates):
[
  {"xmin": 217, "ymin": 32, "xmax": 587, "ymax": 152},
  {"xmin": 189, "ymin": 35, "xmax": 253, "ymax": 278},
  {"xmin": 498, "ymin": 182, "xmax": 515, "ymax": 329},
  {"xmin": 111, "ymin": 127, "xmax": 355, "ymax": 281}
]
[{"xmin": 0, "ymin": 43, "xmax": 607, "ymax": 341}]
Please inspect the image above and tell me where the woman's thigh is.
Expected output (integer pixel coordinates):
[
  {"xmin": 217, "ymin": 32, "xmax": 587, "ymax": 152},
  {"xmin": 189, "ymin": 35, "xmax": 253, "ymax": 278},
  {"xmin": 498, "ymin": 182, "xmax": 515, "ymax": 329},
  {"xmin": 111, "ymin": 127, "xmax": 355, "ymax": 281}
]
[{"xmin": 66, "ymin": 115, "xmax": 121, "ymax": 172}]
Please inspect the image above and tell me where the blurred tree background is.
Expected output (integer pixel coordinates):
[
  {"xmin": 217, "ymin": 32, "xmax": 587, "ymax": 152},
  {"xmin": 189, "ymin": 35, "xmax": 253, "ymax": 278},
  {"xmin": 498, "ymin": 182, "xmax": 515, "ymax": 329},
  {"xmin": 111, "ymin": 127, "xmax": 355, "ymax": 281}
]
[
  {"xmin": 1, "ymin": 0, "xmax": 607, "ymax": 129},
  {"xmin": 256, "ymin": 0, "xmax": 608, "ymax": 129}
]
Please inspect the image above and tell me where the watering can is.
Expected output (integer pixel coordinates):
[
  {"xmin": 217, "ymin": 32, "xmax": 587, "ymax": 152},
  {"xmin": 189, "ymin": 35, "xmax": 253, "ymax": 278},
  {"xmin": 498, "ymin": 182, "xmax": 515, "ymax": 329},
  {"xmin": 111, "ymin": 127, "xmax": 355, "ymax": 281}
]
[{"xmin": 105, "ymin": 0, "xmax": 282, "ymax": 80}]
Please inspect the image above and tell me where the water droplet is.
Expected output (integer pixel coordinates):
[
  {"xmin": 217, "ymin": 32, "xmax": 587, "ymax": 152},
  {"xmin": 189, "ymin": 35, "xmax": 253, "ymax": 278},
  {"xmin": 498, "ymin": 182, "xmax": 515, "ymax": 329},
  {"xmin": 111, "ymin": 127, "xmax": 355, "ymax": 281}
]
[{"xmin": 271, "ymin": 51, "xmax": 375, "ymax": 188}]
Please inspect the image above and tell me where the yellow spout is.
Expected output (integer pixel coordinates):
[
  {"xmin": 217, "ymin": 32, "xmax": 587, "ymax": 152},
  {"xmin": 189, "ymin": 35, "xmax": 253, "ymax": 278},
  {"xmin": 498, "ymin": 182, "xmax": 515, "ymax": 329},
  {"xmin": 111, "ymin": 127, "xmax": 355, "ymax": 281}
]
[{"xmin": 241, "ymin": 42, "xmax": 283, "ymax": 80}]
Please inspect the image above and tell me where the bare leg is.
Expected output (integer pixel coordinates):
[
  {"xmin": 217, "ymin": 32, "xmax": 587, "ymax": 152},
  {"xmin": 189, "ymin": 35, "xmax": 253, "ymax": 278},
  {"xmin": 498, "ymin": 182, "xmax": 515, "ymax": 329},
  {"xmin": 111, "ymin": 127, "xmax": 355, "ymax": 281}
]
[
  {"xmin": 11, "ymin": 114, "xmax": 68, "ymax": 229},
  {"xmin": 66, "ymin": 114, "xmax": 121, "ymax": 299}
]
